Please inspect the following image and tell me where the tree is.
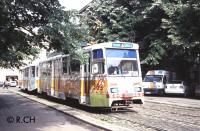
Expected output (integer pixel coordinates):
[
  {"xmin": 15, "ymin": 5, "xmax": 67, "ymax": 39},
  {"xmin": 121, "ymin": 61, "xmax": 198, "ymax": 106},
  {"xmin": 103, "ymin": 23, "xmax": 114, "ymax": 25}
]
[
  {"xmin": 0, "ymin": 0, "xmax": 84, "ymax": 68},
  {"xmin": 162, "ymin": 0, "xmax": 200, "ymax": 62},
  {"xmin": 38, "ymin": 9, "xmax": 88, "ymax": 64},
  {"xmin": 81, "ymin": 0, "xmax": 168, "ymax": 66},
  {"xmin": 81, "ymin": 0, "xmax": 200, "ymax": 70}
]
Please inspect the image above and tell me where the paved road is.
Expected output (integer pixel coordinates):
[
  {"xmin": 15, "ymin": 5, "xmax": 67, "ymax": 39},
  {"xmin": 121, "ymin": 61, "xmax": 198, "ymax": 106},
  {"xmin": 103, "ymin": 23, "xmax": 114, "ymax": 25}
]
[
  {"xmin": 0, "ymin": 88, "xmax": 103, "ymax": 131},
  {"xmin": 2, "ymin": 87, "xmax": 200, "ymax": 131}
]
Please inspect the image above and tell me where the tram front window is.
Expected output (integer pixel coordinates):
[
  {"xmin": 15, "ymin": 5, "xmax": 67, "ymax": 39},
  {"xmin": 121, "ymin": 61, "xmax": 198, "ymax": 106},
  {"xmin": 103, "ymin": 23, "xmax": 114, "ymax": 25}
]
[
  {"xmin": 107, "ymin": 60, "xmax": 138, "ymax": 76},
  {"xmin": 106, "ymin": 48, "xmax": 139, "ymax": 76}
]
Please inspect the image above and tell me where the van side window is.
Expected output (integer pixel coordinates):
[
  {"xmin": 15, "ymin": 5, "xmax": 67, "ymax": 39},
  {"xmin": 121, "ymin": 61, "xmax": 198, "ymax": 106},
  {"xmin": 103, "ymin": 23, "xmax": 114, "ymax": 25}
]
[{"xmin": 163, "ymin": 76, "xmax": 167, "ymax": 84}]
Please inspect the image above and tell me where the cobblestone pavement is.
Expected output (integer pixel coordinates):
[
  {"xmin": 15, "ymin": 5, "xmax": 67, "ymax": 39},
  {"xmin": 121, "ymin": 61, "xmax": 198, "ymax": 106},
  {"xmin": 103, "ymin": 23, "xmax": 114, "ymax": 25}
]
[
  {"xmin": 88, "ymin": 98, "xmax": 200, "ymax": 131},
  {"xmin": 92, "ymin": 103, "xmax": 200, "ymax": 131},
  {"xmin": 6, "ymin": 87, "xmax": 200, "ymax": 131}
]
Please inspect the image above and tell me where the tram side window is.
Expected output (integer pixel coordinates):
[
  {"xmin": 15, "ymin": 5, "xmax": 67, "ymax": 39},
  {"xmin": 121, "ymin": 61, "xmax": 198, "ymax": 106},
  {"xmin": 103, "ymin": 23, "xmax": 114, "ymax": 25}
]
[
  {"xmin": 41, "ymin": 63, "xmax": 48, "ymax": 77},
  {"xmin": 54, "ymin": 59, "xmax": 60, "ymax": 77},
  {"xmin": 19, "ymin": 70, "xmax": 22, "ymax": 78},
  {"xmin": 36, "ymin": 67, "xmax": 38, "ymax": 77},
  {"xmin": 40, "ymin": 63, "xmax": 44, "ymax": 76},
  {"xmin": 70, "ymin": 59, "xmax": 80, "ymax": 73},
  {"xmin": 32, "ymin": 66, "xmax": 35, "ymax": 77},
  {"xmin": 25, "ymin": 68, "xmax": 29, "ymax": 77},
  {"xmin": 62, "ymin": 57, "xmax": 68, "ymax": 74},
  {"xmin": 93, "ymin": 49, "xmax": 103, "ymax": 59},
  {"xmin": 46, "ymin": 62, "xmax": 52, "ymax": 76},
  {"xmin": 84, "ymin": 56, "xmax": 91, "ymax": 73}
]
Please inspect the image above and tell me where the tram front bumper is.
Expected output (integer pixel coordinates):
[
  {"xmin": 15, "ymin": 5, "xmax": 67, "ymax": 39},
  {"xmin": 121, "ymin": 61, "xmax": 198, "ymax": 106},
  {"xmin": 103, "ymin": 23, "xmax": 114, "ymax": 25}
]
[{"xmin": 108, "ymin": 92, "xmax": 144, "ymax": 107}]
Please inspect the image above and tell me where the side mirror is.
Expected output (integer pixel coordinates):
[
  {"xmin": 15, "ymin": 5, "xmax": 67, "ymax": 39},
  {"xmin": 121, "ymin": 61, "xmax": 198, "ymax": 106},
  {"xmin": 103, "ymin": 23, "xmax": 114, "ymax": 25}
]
[{"xmin": 92, "ymin": 64, "xmax": 98, "ymax": 74}]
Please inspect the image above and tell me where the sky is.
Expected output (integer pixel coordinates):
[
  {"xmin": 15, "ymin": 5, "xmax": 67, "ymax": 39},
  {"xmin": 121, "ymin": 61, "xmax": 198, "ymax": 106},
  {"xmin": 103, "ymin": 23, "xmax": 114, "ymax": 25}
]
[{"xmin": 59, "ymin": 0, "xmax": 92, "ymax": 10}]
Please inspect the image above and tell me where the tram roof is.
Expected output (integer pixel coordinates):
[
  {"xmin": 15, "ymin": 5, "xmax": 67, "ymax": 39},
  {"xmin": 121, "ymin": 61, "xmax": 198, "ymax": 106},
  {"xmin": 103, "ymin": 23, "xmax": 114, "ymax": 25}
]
[
  {"xmin": 37, "ymin": 42, "xmax": 139, "ymax": 64},
  {"xmin": 19, "ymin": 61, "xmax": 39, "ymax": 70},
  {"xmin": 83, "ymin": 41, "xmax": 139, "ymax": 51},
  {"xmin": 39, "ymin": 54, "xmax": 69, "ymax": 63}
]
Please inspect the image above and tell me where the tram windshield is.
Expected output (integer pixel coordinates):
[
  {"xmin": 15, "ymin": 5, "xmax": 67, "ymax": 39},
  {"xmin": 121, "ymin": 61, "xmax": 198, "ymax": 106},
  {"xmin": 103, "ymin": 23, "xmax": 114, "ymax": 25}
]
[{"xmin": 106, "ymin": 49, "xmax": 139, "ymax": 76}]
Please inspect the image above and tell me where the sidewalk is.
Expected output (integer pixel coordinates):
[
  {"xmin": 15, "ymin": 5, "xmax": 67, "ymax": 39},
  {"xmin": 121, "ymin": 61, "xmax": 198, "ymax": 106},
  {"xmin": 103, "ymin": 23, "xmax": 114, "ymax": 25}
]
[{"xmin": 7, "ymin": 87, "xmax": 133, "ymax": 131}]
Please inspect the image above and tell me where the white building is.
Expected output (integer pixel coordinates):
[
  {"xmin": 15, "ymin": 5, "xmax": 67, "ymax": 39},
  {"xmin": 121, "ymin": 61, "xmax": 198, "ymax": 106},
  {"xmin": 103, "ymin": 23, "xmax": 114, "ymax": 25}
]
[
  {"xmin": 0, "ymin": 68, "xmax": 19, "ymax": 82},
  {"xmin": 0, "ymin": 48, "xmax": 48, "ymax": 82}
]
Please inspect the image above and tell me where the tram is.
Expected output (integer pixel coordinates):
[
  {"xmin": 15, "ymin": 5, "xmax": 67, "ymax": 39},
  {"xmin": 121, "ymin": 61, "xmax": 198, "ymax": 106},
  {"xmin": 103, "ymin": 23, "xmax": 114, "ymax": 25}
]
[
  {"xmin": 19, "ymin": 42, "xmax": 144, "ymax": 108},
  {"xmin": 18, "ymin": 64, "xmax": 39, "ymax": 91}
]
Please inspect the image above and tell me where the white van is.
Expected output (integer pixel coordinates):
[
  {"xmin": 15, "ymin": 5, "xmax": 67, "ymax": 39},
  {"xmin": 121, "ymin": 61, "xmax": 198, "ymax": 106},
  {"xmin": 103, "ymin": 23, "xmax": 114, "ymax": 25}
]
[{"xmin": 143, "ymin": 70, "xmax": 176, "ymax": 95}]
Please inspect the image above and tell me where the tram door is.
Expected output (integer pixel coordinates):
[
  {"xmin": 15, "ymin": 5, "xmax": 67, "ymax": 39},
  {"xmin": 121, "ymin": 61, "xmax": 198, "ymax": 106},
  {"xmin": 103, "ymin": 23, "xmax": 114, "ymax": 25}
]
[
  {"xmin": 30, "ymin": 66, "xmax": 36, "ymax": 91},
  {"xmin": 80, "ymin": 57, "xmax": 91, "ymax": 104},
  {"xmin": 51, "ymin": 60, "xmax": 56, "ymax": 97},
  {"xmin": 35, "ymin": 66, "xmax": 39, "ymax": 91},
  {"xmin": 46, "ymin": 61, "xmax": 52, "ymax": 96},
  {"xmin": 51, "ymin": 59, "xmax": 60, "ymax": 97}
]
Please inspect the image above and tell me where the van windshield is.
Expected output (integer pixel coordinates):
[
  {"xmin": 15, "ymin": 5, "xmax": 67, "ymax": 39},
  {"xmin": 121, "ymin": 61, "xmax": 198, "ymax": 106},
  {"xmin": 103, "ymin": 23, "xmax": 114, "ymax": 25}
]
[{"xmin": 144, "ymin": 75, "xmax": 163, "ymax": 82}]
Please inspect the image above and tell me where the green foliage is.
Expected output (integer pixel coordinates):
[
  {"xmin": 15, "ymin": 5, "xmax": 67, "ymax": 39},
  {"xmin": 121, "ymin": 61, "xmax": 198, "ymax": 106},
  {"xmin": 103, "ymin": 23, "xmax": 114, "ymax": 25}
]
[
  {"xmin": 0, "ymin": 0, "xmax": 62, "ymax": 68},
  {"xmin": 1, "ymin": 0, "xmax": 200, "ymax": 69},
  {"xmin": 82, "ymin": 0, "xmax": 200, "ymax": 67},
  {"xmin": 81, "ymin": 0, "xmax": 167, "ymax": 65},
  {"xmin": 0, "ymin": 0, "xmax": 85, "ymax": 68},
  {"xmin": 162, "ymin": 0, "xmax": 200, "ymax": 60},
  {"xmin": 38, "ymin": 9, "xmax": 88, "ymax": 64},
  {"xmin": 142, "ymin": 40, "xmax": 166, "ymax": 65}
]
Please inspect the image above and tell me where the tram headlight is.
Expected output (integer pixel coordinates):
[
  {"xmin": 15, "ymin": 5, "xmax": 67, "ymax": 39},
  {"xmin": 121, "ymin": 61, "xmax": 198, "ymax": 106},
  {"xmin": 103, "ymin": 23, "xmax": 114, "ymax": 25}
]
[{"xmin": 110, "ymin": 88, "xmax": 118, "ymax": 93}]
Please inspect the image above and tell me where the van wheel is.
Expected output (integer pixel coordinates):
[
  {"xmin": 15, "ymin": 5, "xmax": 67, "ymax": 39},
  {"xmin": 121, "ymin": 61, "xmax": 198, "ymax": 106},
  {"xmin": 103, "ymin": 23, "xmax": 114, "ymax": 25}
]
[
  {"xmin": 159, "ymin": 90, "xmax": 165, "ymax": 96},
  {"xmin": 184, "ymin": 91, "xmax": 188, "ymax": 97}
]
